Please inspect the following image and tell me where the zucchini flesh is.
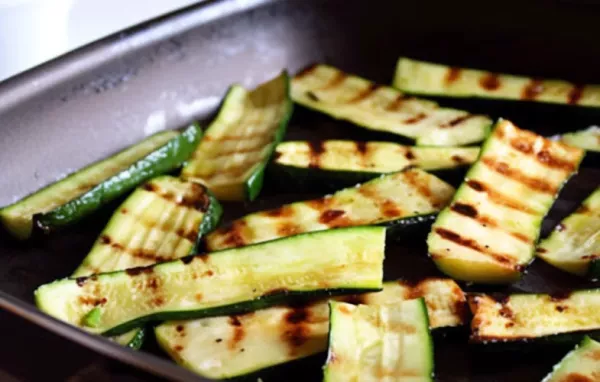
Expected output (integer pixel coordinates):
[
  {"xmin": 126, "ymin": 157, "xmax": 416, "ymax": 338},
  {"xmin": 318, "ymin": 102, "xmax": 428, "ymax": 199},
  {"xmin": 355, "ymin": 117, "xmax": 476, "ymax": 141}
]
[
  {"xmin": 73, "ymin": 176, "xmax": 221, "ymax": 276},
  {"xmin": 542, "ymin": 336, "xmax": 600, "ymax": 382},
  {"xmin": 155, "ymin": 278, "xmax": 465, "ymax": 379},
  {"xmin": 468, "ymin": 291, "xmax": 600, "ymax": 343},
  {"xmin": 35, "ymin": 226, "xmax": 385, "ymax": 336},
  {"xmin": 427, "ymin": 119, "xmax": 584, "ymax": 284},
  {"xmin": 181, "ymin": 72, "xmax": 292, "ymax": 201},
  {"xmin": 537, "ymin": 187, "xmax": 600, "ymax": 277},
  {"xmin": 274, "ymin": 140, "xmax": 479, "ymax": 173},
  {"xmin": 561, "ymin": 126, "xmax": 600, "ymax": 152},
  {"xmin": 206, "ymin": 168, "xmax": 455, "ymax": 251},
  {"xmin": 394, "ymin": 57, "xmax": 600, "ymax": 107},
  {"xmin": 0, "ymin": 125, "xmax": 202, "ymax": 240},
  {"xmin": 292, "ymin": 64, "xmax": 491, "ymax": 146},
  {"xmin": 323, "ymin": 299, "xmax": 433, "ymax": 382}
]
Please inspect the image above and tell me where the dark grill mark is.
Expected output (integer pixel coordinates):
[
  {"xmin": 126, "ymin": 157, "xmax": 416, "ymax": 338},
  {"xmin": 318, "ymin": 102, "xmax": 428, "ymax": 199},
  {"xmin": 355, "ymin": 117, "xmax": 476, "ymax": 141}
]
[
  {"xmin": 355, "ymin": 141, "xmax": 368, "ymax": 156},
  {"xmin": 125, "ymin": 266, "xmax": 154, "ymax": 276},
  {"xmin": 203, "ymin": 270, "xmax": 214, "ymax": 277},
  {"xmin": 306, "ymin": 196, "xmax": 333, "ymax": 211},
  {"xmin": 451, "ymin": 203, "xmax": 478, "ymax": 218},
  {"xmin": 434, "ymin": 228, "xmax": 516, "ymax": 266},
  {"xmin": 521, "ymin": 80, "xmax": 544, "ymax": 100},
  {"xmin": 321, "ymin": 72, "xmax": 347, "ymax": 91},
  {"xmin": 536, "ymin": 247, "xmax": 547, "ymax": 254},
  {"xmin": 263, "ymin": 288, "xmax": 289, "ymax": 298},
  {"xmin": 560, "ymin": 373, "xmax": 594, "ymax": 382},
  {"xmin": 380, "ymin": 200, "xmax": 403, "ymax": 218},
  {"xmin": 556, "ymin": 305, "xmax": 568, "ymax": 312},
  {"xmin": 499, "ymin": 304, "xmax": 515, "ymax": 321},
  {"xmin": 176, "ymin": 325, "xmax": 184, "ymax": 333},
  {"xmin": 307, "ymin": 141, "xmax": 325, "ymax": 169},
  {"xmin": 451, "ymin": 155, "xmax": 465, "ymax": 163},
  {"xmin": 220, "ymin": 221, "xmax": 247, "ymax": 249},
  {"xmin": 347, "ymin": 84, "xmax": 378, "ymax": 104},
  {"xmin": 465, "ymin": 179, "xmax": 537, "ymax": 215},
  {"xmin": 306, "ymin": 91, "xmax": 319, "ymax": 102},
  {"xmin": 404, "ymin": 149, "xmax": 415, "ymax": 160},
  {"xmin": 99, "ymin": 235, "xmax": 111, "ymax": 245},
  {"xmin": 121, "ymin": 208, "xmax": 128, "ymax": 214},
  {"xmin": 549, "ymin": 291, "xmax": 572, "ymax": 301},
  {"xmin": 228, "ymin": 315, "xmax": 245, "ymax": 349},
  {"xmin": 403, "ymin": 170, "xmax": 434, "ymax": 203},
  {"xmin": 181, "ymin": 255, "xmax": 194, "ymax": 265},
  {"xmin": 142, "ymin": 183, "xmax": 158, "ymax": 192},
  {"xmin": 283, "ymin": 326, "xmax": 310, "ymax": 354},
  {"xmin": 76, "ymin": 277, "xmax": 89, "ymax": 287},
  {"xmin": 319, "ymin": 209, "xmax": 346, "ymax": 225},
  {"xmin": 481, "ymin": 157, "xmax": 556, "ymax": 194},
  {"xmin": 285, "ymin": 307, "xmax": 309, "ymax": 324},
  {"xmin": 385, "ymin": 94, "xmax": 409, "ymax": 111},
  {"xmin": 265, "ymin": 206, "xmax": 295, "ymax": 218},
  {"xmin": 403, "ymin": 113, "xmax": 427, "ymax": 124},
  {"xmin": 443, "ymin": 115, "xmax": 474, "ymax": 128},
  {"xmin": 480, "ymin": 73, "xmax": 500, "ymax": 91},
  {"xmin": 174, "ymin": 345, "xmax": 183, "ymax": 352},
  {"xmin": 78, "ymin": 296, "xmax": 107, "ymax": 306},
  {"xmin": 568, "ymin": 84, "xmax": 584, "ymax": 105},
  {"xmin": 195, "ymin": 293, "xmax": 203, "ymax": 301},
  {"xmin": 445, "ymin": 67, "xmax": 462, "ymax": 84},
  {"xmin": 536, "ymin": 149, "xmax": 577, "ymax": 172}
]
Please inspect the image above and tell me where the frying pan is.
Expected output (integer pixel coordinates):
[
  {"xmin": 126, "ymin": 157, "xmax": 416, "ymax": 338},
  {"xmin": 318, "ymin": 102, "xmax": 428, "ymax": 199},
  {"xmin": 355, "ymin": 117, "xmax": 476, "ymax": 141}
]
[{"xmin": 1, "ymin": 0, "xmax": 599, "ymax": 380}]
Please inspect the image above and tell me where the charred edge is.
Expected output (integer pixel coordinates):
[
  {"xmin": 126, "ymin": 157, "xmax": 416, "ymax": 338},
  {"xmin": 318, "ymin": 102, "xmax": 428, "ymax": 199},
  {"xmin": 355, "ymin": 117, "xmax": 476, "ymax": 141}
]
[
  {"xmin": 445, "ymin": 67, "xmax": 462, "ymax": 84},
  {"xmin": 221, "ymin": 221, "xmax": 247, "ymax": 249},
  {"xmin": 273, "ymin": 150, "xmax": 283, "ymax": 161},
  {"xmin": 451, "ymin": 155, "xmax": 465, "ymax": 164},
  {"xmin": 307, "ymin": 141, "xmax": 325, "ymax": 169},
  {"xmin": 549, "ymin": 290, "xmax": 572, "ymax": 301},
  {"xmin": 405, "ymin": 148, "xmax": 415, "ymax": 160},
  {"xmin": 181, "ymin": 255, "xmax": 195, "ymax": 265},
  {"xmin": 443, "ymin": 114, "xmax": 474, "ymax": 128},
  {"xmin": 434, "ymin": 228, "xmax": 516, "ymax": 266},
  {"xmin": 480, "ymin": 73, "xmax": 500, "ymax": 91},
  {"xmin": 265, "ymin": 205, "xmax": 295, "ymax": 218},
  {"xmin": 347, "ymin": 84, "xmax": 378, "ymax": 104},
  {"xmin": 385, "ymin": 94, "xmax": 410, "ymax": 111},
  {"xmin": 355, "ymin": 141, "xmax": 368, "ymax": 156},
  {"xmin": 568, "ymin": 84, "xmax": 584, "ymax": 105},
  {"xmin": 177, "ymin": 228, "xmax": 199, "ymax": 243},
  {"xmin": 142, "ymin": 183, "xmax": 159, "ymax": 192},
  {"xmin": 277, "ymin": 221, "xmax": 302, "ymax": 236},
  {"xmin": 262, "ymin": 288, "xmax": 289, "ymax": 298},
  {"xmin": 319, "ymin": 209, "xmax": 346, "ymax": 224},
  {"xmin": 576, "ymin": 205, "xmax": 591, "ymax": 214},
  {"xmin": 125, "ymin": 266, "xmax": 154, "ymax": 276},
  {"xmin": 403, "ymin": 113, "xmax": 427, "ymax": 124},
  {"xmin": 521, "ymin": 79, "xmax": 544, "ymax": 100},
  {"xmin": 340, "ymin": 294, "xmax": 367, "ymax": 305},
  {"xmin": 481, "ymin": 157, "xmax": 557, "ymax": 194},
  {"xmin": 465, "ymin": 179, "xmax": 536, "ymax": 215}
]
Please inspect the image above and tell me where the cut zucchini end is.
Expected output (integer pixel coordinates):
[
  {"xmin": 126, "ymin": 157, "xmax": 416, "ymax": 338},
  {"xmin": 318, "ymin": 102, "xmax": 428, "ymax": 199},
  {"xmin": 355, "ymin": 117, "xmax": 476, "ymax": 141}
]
[
  {"xmin": 431, "ymin": 254, "xmax": 523, "ymax": 284},
  {"xmin": 0, "ymin": 209, "xmax": 32, "ymax": 240}
]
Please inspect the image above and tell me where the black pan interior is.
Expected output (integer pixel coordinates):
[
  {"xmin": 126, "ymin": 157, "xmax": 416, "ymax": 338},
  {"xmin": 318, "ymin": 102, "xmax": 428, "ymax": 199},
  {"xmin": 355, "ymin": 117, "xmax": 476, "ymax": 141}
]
[{"xmin": 1, "ymin": 0, "xmax": 600, "ymax": 380}]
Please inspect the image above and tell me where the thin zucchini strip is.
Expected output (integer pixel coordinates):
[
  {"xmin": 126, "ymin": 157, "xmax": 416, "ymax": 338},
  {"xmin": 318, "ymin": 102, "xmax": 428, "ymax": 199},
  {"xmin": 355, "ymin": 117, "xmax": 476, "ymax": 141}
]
[
  {"xmin": 206, "ymin": 168, "xmax": 455, "ymax": 251},
  {"xmin": 428, "ymin": 119, "xmax": 584, "ymax": 284},
  {"xmin": 73, "ymin": 176, "xmax": 221, "ymax": 276},
  {"xmin": 0, "ymin": 125, "xmax": 202, "ymax": 240},
  {"xmin": 469, "ymin": 291, "xmax": 600, "ymax": 343},
  {"xmin": 155, "ymin": 278, "xmax": 465, "ymax": 379},
  {"xmin": 182, "ymin": 72, "xmax": 292, "ymax": 201},
  {"xmin": 323, "ymin": 299, "xmax": 434, "ymax": 382},
  {"xmin": 272, "ymin": 140, "xmax": 478, "ymax": 188},
  {"xmin": 394, "ymin": 57, "xmax": 600, "ymax": 107},
  {"xmin": 542, "ymin": 336, "xmax": 600, "ymax": 382},
  {"xmin": 35, "ymin": 226, "xmax": 385, "ymax": 336},
  {"xmin": 536, "ymin": 187, "xmax": 600, "ymax": 277},
  {"xmin": 292, "ymin": 64, "xmax": 491, "ymax": 146}
]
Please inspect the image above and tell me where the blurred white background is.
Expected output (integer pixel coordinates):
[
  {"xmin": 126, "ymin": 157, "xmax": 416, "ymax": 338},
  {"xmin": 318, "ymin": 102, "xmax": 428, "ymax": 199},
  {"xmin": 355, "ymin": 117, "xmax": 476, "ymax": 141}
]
[{"xmin": 0, "ymin": 0, "xmax": 200, "ymax": 81}]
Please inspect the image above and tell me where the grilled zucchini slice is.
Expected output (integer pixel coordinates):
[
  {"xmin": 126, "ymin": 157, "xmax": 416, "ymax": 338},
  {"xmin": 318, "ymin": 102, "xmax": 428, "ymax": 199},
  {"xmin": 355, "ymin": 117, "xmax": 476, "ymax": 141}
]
[
  {"xmin": 394, "ymin": 57, "xmax": 600, "ymax": 107},
  {"xmin": 427, "ymin": 119, "xmax": 584, "ymax": 284},
  {"xmin": 155, "ymin": 278, "xmax": 465, "ymax": 379},
  {"xmin": 543, "ymin": 336, "xmax": 600, "ymax": 382},
  {"xmin": 35, "ymin": 226, "xmax": 385, "ymax": 336},
  {"xmin": 181, "ymin": 72, "xmax": 292, "ymax": 201},
  {"xmin": 73, "ymin": 176, "xmax": 221, "ymax": 276},
  {"xmin": 0, "ymin": 125, "xmax": 202, "ymax": 240},
  {"xmin": 206, "ymin": 169, "xmax": 455, "ymax": 251},
  {"xmin": 536, "ymin": 187, "xmax": 600, "ymax": 277},
  {"xmin": 292, "ymin": 64, "xmax": 491, "ymax": 146},
  {"xmin": 469, "ymin": 291, "xmax": 600, "ymax": 343},
  {"xmin": 272, "ymin": 140, "xmax": 479, "ymax": 189},
  {"xmin": 323, "ymin": 299, "xmax": 434, "ymax": 382},
  {"xmin": 561, "ymin": 126, "xmax": 600, "ymax": 152}
]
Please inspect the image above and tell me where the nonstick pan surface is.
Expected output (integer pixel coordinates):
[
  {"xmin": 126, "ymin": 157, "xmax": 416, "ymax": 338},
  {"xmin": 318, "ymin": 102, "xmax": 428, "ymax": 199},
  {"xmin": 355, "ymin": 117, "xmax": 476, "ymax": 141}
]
[{"xmin": 1, "ymin": 0, "xmax": 599, "ymax": 380}]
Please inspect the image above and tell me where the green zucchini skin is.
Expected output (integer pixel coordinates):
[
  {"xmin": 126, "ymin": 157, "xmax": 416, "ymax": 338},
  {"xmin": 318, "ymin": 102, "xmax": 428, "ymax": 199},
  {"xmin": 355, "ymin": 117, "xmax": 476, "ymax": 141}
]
[
  {"xmin": 30, "ymin": 124, "xmax": 202, "ymax": 236},
  {"xmin": 35, "ymin": 226, "xmax": 385, "ymax": 337},
  {"xmin": 536, "ymin": 187, "xmax": 600, "ymax": 278},
  {"xmin": 323, "ymin": 299, "xmax": 434, "ymax": 382},
  {"xmin": 193, "ymin": 188, "xmax": 223, "ymax": 253},
  {"xmin": 182, "ymin": 72, "xmax": 293, "ymax": 202},
  {"xmin": 428, "ymin": 119, "xmax": 585, "ymax": 284},
  {"xmin": 468, "ymin": 291, "xmax": 600, "ymax": 346},
  {"xmin": 542, "ymin": 336, "xmax": 600, "ymax": 382},
  {"xmin": 292, "ymin": 64, "xmax": 492, "ymax": 147},
  {"xmin": 111, "ymin": 327, "xmax": 147, "ymax": 349},
  {"xmin": 205, "ymin": 169, "xmax": 455, "ymax": 251},
  {"xmin": 154, "ymin": 278, "xmax": 466, "ymax": 380}
]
